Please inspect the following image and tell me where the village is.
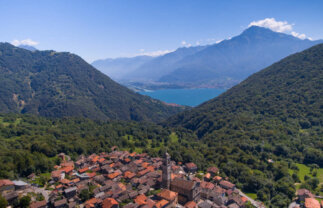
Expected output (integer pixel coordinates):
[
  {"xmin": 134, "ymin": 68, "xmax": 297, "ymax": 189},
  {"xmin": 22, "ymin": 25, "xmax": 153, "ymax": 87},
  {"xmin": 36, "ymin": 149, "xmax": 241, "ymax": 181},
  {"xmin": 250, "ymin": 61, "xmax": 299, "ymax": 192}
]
[{"xmin": 0, "ymin": 147, "xmax": 320, "ymax": 208}]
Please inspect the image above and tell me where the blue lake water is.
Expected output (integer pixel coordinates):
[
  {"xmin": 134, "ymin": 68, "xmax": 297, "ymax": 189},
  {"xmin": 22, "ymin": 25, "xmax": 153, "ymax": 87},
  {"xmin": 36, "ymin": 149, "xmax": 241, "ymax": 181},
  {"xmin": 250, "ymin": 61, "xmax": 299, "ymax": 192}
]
[{"xmin": 139, "ymin": 88, "xmax": 226, "ymax": 107}]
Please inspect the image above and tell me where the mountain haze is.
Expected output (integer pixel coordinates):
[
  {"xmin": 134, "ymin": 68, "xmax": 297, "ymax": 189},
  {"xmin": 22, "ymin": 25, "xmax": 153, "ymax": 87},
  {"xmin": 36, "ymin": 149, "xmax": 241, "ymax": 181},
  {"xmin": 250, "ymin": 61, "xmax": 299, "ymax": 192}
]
[
  {"xmin": 91, "ymin": 56, "xmax": 154, "ymax": 80},
  {"xmin": 0, "ymin": 43, "xmax": 186, "ymax": 122},
  {"xmin": 93, "ymin": 26, "xmax": 322, "ymax": 89}
]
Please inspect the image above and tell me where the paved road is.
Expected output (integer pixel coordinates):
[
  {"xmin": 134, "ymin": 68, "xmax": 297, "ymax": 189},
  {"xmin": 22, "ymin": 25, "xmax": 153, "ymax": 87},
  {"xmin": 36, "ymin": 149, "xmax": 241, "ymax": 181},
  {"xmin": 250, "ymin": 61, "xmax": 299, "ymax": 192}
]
[
  {"xmin": 288, "ymin": 202, "xmax": 298, "ymax": 208},
  {"xmin": 30, "ymin": 186, "xmax": 50, "ymax": 201},
  {"xmin": 237, "ymin": 189, "xmax": 266, "ymax": 208}
]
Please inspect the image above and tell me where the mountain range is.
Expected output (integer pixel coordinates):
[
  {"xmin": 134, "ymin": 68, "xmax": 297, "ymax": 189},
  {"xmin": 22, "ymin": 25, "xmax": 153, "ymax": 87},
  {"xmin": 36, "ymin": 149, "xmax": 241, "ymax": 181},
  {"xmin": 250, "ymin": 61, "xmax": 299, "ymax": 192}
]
[
  {"xmin": 92, "ymin": 26, "xmax": 323, "ymax": 89},
  {"xmin": 0, "ymin": 43, "xmax": 186, "ymax": 122}
]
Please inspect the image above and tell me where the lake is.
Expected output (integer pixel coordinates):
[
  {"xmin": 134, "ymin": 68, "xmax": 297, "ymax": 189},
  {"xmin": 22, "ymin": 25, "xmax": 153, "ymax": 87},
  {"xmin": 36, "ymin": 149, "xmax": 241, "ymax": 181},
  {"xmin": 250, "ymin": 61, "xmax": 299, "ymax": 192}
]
[{"xmin": 139, "ymin": 88, "xmax": 226, "ymax": 107}]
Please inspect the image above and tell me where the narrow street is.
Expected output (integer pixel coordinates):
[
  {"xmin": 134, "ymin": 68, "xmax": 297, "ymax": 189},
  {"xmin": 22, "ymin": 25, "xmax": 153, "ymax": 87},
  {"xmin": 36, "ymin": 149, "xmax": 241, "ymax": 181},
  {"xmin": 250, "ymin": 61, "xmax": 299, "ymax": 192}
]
[{"xmin": 237, "ymin": 189, "xmax": 266, "ymax": 208}]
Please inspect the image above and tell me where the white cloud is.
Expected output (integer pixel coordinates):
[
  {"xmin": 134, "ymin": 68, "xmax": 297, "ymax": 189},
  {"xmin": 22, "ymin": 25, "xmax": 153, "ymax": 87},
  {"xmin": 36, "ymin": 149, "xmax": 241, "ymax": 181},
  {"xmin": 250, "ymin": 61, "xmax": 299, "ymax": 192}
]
[
  {"xmin": 291, "ymin": 31, "xmax": 306, "ymax": 40},
  {"xmin": 248, "ymin": 18, "xmax": 311, "ymax": 40},
  {"xmin": 138, "ymin": 49, "xmax": 174, "ymax": 57},
  {"xmin": 249, "ymin": 18, "xmax": 293, "ymax": 33},
  {"xmin": 181, "ymin": 40, "xmax": 192, "ymax": 47},
  {"xmin": 11, "ymin": 38, "xmax": 39, "ymax": 46}
]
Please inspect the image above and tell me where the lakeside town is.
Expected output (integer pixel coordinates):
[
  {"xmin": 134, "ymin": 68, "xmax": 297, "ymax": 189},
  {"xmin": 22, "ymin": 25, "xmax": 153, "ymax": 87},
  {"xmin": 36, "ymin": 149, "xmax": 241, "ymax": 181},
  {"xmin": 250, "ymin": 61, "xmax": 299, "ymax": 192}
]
[{"xmin": 0, "ymin": 147, "xmax": 321, "ymax": 208}]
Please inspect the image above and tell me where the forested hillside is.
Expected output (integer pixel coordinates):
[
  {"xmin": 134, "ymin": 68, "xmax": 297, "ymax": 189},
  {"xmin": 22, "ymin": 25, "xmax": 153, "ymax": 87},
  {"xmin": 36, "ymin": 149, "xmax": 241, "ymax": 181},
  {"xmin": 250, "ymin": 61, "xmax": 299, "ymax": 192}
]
[
  {"xmin": 0, "ymin": 43, "xmax": 186, "ymax": 122},
  {"xmin": 1, "ymin": 111, "xmax": 322, "ymax": 207},
  {"xmin": 168, "ymin": 44, "xmax": 323, "ymax": 167}
]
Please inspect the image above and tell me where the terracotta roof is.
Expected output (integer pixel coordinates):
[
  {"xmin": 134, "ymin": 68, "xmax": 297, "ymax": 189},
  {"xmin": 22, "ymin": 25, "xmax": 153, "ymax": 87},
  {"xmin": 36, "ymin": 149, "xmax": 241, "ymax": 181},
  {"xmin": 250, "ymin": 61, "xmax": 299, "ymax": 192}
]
[
  {"xmin": 213, "ymin": 176, "xmax": 222, "ymax": 181},
  {"xmin": 171, "ymin": 178, "xmax": 196, "ymax": 191},
  {"xmin": 0, "ymin": 179, "xmax": 14, "ymax": 187},
  {"xmin": 87, "ymin": 172, "xmax": 97, "ymax": 178},
  {"xmin": 200, "ymin": 181, "xmax": 214, "ymax": 190},
  {"xmin": 85, "ymin": 198, "xmax": 101, "ymax": 207},
  {"xmin": 204, "ymin": 173, "xmax": 211, "ymax": 179},
  {"xmin": 241, "ymin": 196, "xmax": 248, "ymax": 203},
  {"xmin": 60, "ymin": 166, "xmax": 74, "ymax": 173},
  {"xmin": 184, "ymin": 201, "xmax": 196, "ymax": 208},
  {"xmin": 157, "ymin": 189, "xmax": 178, "ymax": 201},
  {"xmin": 79, "ymin": 167, "xmax": 89, "ymax": 173},
  {"xmin": 124, "ymin": 171, "xmax": 136, "ymax": 179},
  {"xmin": 108, "ymin": 172, "xmax": 121, "ymax": 179},
  {"xmin": 51, "ymin": 170, "xmax": 62, "ymax": 178},
  {"xmin": 134, "ymin": 194, "xmax": 148, "ymax": 205},
  {"xmin": 219, "ymin": 180, "xmax": 235, "ymax": 189},
  {"xmin": 98, "ymin": 158, "xmax": 105, "ymax": 163},
  {"xmin": 207, "ymin": 167, "xmax": 219, "ymax": 174},
  {"xmin": 297, "ymin": 189, "xmax": 314, "ymax": 198},
  {"xmin": 185, "ymin": 162, "xmax": 197, "ymax": 169},
  {"xmin": 59, "ymin": 179, "xmax": 71, "ymax": 184},
  {"xmin": 154, "ymin": 199, "xmax": 169, "ymax": 208},
  {"xmin": 102, "ymin": 198, "xmax": 119, "ymax": 208},
  {"xmin": 305, "ymin": 198, "xmax": 320, "ymax": 208}
]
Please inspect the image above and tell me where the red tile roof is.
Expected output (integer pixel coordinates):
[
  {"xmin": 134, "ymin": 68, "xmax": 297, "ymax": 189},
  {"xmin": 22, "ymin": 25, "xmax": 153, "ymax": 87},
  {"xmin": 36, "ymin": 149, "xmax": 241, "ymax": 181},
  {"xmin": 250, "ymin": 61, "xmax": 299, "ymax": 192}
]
[
  {"xmin": 207, "ymin": 166, "xmax": 219, "ymax": 174},
  {"xmin": 154, "ymin": 199, "xmax": 169, "ymax": 208},
  {"xmin": 157, "ymin": 189, "xmax": 178, "ymax": 201},
  {"xmin": 124, "ymin": 171, "xmax": 136, "ymax": 179},
  {"xmin": 0, "ymin": 179, "xmax": 14, "ymax": 187},
  {"xmin": 87, "ymin": 172, "xmax": 97, "ymax": 178},
  {"xmin": 79, "ymin": 167, "xmax": 89, "ymax": 173},
  {"xmin": 185, "ymin": 162, "xmax": 197, "ymax": 169},
  {"xmin": 60, "ymin": 166, "xmax": 74, "ymax": 173},
  {"xmin": 134, "ymin": 194, "xmax": 148, "ymax": 205},
  {"xmin": 107, "ymin": 172, "xmax": 121, "ymax": 179},
  {"xmin": 305, "ymin": 198, "xmax": 320, "ymax": 208},
  {"xmin": 102, "ymin": 198, "xmax": 119, "ymax": 208},
  {"xmin": 184, "ymin": 201, "xmax": 196, "ymax": 208}
]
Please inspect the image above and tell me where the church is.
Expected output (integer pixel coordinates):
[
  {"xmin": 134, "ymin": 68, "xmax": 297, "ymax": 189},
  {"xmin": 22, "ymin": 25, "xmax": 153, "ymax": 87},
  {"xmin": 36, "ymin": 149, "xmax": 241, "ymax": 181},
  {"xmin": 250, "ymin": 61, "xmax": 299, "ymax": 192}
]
[{"xmin": 161, "ymin": 151, "xmax": 201, "ymax": 205}]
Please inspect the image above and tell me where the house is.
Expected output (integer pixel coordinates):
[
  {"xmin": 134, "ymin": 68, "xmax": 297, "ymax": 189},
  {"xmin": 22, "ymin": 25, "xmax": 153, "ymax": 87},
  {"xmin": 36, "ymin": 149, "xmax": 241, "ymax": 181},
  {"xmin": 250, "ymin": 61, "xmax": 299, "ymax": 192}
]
[
  {"xmin": 157, "ymin": 189, "xmax": 178, "ymax": 208},
  {"xmin": 170, "ymin": 178, "xmax": 200, "ymax": 204},
  {"xmin": 2, "ymin": 191, "xmax": 18, "ymax": 204},
  {"xmin": 304, "ymin": 198, "xmax": 320, "ymax": 208},
  {"xmin": 102, "ymin": 198, "xmax": 119, "ymax": 208},
  {"xmin": 134, "ymin": 194, "xmax": 148, "ymax": 206},
  {"xmin": 207, "ymin": 167, "xmax": 219, "ymax": 177},
  {"xmin": 185, "ymin": 163, "xmax": 198, "ymax": 173},
  {"xmin": 297, "ymin": 189, "xmax": 315, "ymax": 202},
  {"xmin": 64, "ymin": 186, "xmax": 77, "ymax": 198},
  {"xmin": 54, "ymin": 198, "xmax": 68, "ymax": 208},
  {"xmin": 0, "ymin": 179, "xmax": 15, "ymax": 193},
  {"xmin": 30, "ymin": 200, "xmax": 47, "ymax": 208},
  {"xmin": 51, "ymin": 170, "xmax": 64, "ymax": 181},
  {"xmin": 184, "ymin": 201, "xmax": 197, "ymax": 208},
  {"xmin": 154, "ymin": 199, "xmax": 169, "ymax": 208},
  {"xmin": 12, "ymin": 180, "xmax": 28, "ymax": 190},
  {"xmin": 219, "ymin": 180, "xmax": 235, "ymax": 190}
]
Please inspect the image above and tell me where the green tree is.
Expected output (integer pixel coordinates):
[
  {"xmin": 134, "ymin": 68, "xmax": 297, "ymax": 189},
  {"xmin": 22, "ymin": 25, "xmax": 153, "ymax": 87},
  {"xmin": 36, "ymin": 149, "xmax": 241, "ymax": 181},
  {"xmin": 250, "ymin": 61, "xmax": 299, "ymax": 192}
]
[
  {"xmin": 0, "ymin": 196, "xmax": 8, "ymax": 208},
  {"xmin": 19, "ymin": 196, "xmax": 31, "ymax": 208}
]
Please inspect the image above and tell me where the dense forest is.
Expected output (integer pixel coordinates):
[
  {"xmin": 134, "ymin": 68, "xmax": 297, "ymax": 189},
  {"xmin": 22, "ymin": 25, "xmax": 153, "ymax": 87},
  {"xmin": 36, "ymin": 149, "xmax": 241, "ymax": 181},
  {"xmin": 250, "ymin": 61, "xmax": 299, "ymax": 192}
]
[
  {"xmin": 0, "ymin": 43, "xmax": 186, "ymax": 122},
  {"xmin": 0, "ymin": 113, "xmax": 322, "ymax": 207},
  {"xmin": 168, "ymin": 44, "xmax": 323, "ymax": 167}
]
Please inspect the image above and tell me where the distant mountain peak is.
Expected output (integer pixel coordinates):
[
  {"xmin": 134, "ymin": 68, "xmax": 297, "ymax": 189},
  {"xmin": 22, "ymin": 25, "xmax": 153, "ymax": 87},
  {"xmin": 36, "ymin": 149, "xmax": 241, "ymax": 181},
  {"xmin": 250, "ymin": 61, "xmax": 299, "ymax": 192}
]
[{"xmin": 18, "ymin": 44, "xmax": 37, "ymax": 51}]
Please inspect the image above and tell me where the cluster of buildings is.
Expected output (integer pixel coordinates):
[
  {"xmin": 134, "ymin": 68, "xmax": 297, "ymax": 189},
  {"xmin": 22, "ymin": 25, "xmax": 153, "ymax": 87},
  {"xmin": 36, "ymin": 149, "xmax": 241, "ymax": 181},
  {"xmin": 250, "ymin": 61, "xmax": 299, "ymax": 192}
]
[
  {"xmin": 292, "ymin": 189, "xmax": 323, "ymax": 208},
  {"xmin": 1, "ymin": 148, "xmax": 258, "ymax": 208}
]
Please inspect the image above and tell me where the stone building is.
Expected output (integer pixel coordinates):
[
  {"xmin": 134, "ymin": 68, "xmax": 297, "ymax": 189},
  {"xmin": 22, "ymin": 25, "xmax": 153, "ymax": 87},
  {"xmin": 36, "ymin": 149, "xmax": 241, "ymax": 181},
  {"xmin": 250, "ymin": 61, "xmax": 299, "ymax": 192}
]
[{"xmin": 161, "ymin": 151, "xmax": 171, "ymax": 189}]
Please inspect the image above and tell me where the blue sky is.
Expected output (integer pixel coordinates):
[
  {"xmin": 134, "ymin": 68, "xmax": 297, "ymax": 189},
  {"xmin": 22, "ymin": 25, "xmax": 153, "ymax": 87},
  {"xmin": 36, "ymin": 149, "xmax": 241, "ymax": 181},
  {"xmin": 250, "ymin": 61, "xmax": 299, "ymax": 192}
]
[{"xmin": 0, "ymin": 0, "xmax": 322, "ymax": 62}]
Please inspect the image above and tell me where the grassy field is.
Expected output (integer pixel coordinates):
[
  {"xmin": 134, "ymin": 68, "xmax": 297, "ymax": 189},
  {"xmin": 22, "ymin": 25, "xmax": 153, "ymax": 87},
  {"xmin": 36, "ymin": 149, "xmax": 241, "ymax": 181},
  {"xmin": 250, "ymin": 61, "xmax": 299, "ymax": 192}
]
[
  {"xmin": 245, "ymin": 192, "xmax": 257, "ymax": 200},
  {"xmin": 289, "ymin": 163, "xmax": 323, "ymax": 183}
]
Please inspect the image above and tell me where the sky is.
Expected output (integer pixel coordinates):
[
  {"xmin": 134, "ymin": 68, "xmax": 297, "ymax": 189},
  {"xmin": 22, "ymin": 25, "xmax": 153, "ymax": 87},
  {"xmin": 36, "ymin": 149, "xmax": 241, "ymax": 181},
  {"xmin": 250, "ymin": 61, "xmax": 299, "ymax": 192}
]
[{"xmin": 0, "ymin": 0, "xmax": 322, "ymax": 62}]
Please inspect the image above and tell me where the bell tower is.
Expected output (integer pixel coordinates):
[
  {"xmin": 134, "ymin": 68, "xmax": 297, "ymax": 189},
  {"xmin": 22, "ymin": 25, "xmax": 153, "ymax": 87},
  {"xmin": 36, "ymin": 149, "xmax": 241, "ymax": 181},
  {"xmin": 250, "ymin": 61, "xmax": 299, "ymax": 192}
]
[{"xmin": 161, "ymin": 151, "xmax": 171, "ymax": 189}]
